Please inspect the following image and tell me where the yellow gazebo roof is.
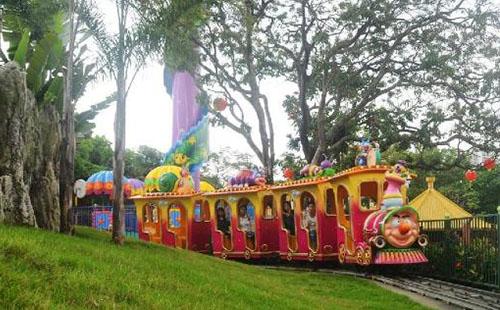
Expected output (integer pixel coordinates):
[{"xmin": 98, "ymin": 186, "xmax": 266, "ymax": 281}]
[{"xmin": 410, "ymin": 177, "xmax": 472, "ymax": 220}]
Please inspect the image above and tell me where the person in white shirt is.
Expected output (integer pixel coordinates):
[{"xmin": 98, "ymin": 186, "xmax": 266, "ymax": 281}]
[
  {"xmin": 302, "ymin": 203, "xmax": 317, "ymax": 249},
  {"xmin": 238, "ymin": 204, "xmax": 255, "ymax": 239}
]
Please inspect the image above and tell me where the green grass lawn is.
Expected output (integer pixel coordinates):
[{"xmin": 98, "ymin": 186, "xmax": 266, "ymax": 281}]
[{"xmin": 0, "ymin": 225, "xmax": 428, "ymax": 309}]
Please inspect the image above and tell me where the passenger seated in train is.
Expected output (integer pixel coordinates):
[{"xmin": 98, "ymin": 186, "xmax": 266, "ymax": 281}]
[
  {"xmin": 282, "ymin": 201, "xmax": 295, "ymax": 235},
  {"xmin": 238, "ymin": 204, "xmax": 255, "ymax": 240},
  {"xmin": 302, "ymin": 203, "xmax": 317, "ymax": 249},
  {"xmin": 216, "ymin": 207, "xmax": 231, "ymax": 236}
]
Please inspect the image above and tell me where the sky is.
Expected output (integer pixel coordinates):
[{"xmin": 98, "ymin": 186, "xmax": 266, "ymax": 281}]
[
  {"xmin": 74, "ymin": 0, "xmax": 297, "ymax": 164},
  {"xmin": 77, "ymin": 63, "xmax": 296, "ymax": 160}
]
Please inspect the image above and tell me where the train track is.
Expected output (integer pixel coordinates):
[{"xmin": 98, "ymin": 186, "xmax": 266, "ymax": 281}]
[{"xmin": 262, "ymin": 266, "xmax": 500, "ymax": 310}]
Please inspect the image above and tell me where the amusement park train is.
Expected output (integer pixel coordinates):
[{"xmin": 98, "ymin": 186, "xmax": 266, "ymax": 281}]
[{"xmin": 131, "ymin": 163, "xmax": 429, "ymax": 266}]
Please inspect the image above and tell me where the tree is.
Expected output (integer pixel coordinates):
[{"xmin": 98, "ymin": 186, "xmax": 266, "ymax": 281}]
[
  {"xmin": 0, "ymin": 0, "xmax": 100, "ymax": 230},
  {"xmin": 125, "ymin": 146, "xmax": 164, "ymax": 179},
  {"xmin": 79, "ymin": 0, "xmax": 145, "ymax": 244},
  {"xmin": 269, "ymin": 0, "xmax": 500, "ymax": 165},
  {"xmin": 201, "ymin": 147, "xmax": 256, "ymax": 187},
  {"xmin": 75, "ymin": 135, "xmax": 113, "ymax": 180},
  {"xmin": 59, "ymin": 0, "xmax": 76, "ymax": 234},
  {"xmin": 135, "ymin": 0, "xmax": 277, "ymax": 180}
]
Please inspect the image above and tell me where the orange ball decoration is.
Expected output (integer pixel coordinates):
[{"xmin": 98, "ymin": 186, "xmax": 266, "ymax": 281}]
[
  {"xmin": 283, "ymin": 168, "xmax": 294, "ymax": 180},
  {"xmin": 213, "ymin": 97, "xmax": 228, "ymax": 111},
  {"xmin": 465, "ymin": 170, "xmax": 477, "ymax": 182},
  {"xmin": 483, "ymin": 158, "xmax": 496, "ymax": 171}
]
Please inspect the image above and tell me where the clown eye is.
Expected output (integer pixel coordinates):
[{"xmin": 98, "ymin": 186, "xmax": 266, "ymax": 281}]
[{"xmin": 391, "ymin": 218, "xmax": 400, "ymax": 228}]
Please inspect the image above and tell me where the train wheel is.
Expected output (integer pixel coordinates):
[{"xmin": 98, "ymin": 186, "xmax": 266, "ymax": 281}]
[
  {"xmin": 363, "ymin": 248, "xmax": 372, "ymax": 266},
  {"xmin": 355, "ymin": 247, "xmax": 364, "ymax": 265},
  {"xmin": 338, "ymin": 244, "xmax": 346, "ymax": 264},
  {"xmin": 308, "ymin": 251, "xmax": 315, "ymax": 262}
]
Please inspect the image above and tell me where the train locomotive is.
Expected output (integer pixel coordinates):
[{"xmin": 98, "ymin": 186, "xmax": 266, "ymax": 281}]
[{"xmin": 131, "ymin": 163, "xmax": 428, "ymax": 266}]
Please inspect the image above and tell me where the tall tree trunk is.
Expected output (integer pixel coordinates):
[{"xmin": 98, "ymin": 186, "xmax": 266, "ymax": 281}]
[
  {"xmin": 60, "ymin": 0, "xmax": 76, "ymax": 234},
  {"xmin": 112, "ymin": 0, "xmax": 126, "ymax": 245}
]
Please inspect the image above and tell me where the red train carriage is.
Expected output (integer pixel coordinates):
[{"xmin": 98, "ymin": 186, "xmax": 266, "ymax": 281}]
[
  {"xmin": 131, "ymin": 164, "xmax": 429, "ymax": 266},
  {"xmin": 270, "ymin": 177, "xmax": 339, "ymax": 262},
  {"xmin": 204, "ymin": 187, "xmax": 280, "ymax": 259},
  {"xmin": 133, "ymin": 193, "xmax": 211, "ymax": 253}
]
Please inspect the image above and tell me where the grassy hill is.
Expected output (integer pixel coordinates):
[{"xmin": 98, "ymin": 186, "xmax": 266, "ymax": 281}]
[{"xmin": 0, "ymin": 225, "xmax": 428, "ymax": 309}]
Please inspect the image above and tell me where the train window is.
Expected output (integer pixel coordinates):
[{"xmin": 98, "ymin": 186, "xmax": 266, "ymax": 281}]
[
  {"xmin": 281, "ymin": 194, "xmax": 296, "ymax": 236},
  {"xmin": 300, "ymin": 192, "xmax": 318, "ymax": 251},
  {"xmin": 202, "ymin": 201, "xmax": 210, "ymax": 222},
  {"xmin": 238, "ymin": 198, "xmax": 256, "ymax": 250},
  {"xmin": 168, "ymin": 204, "xmax": 182, "ymax": 228},
  {"xmin": 143, "ymin": 204, "xmax": 150, "ymax": 223},
  {"xmin": 338, "ymin": 186, "xmax": 350, "ymax": 216},
  {"xmin": 325, "ymin": 189, "xmax": 336, "ymax": 215},
  {"xmin": 194, "ymin": 201, "xmax": 202, "ymax": 222},
  {"xmin": 215, "ymin": 200, "xmax": 231, "ymax": 235},
  {"xmin": 263, "ymin": 195, "xmax": 275, "ymax": 219},
  {"xmin": 360, "ymin": 182, "xmax": 379, "ymax": 211},
  {"xmin": 144, "ymin": 204, "xmax": 159, "ymax": 224}
]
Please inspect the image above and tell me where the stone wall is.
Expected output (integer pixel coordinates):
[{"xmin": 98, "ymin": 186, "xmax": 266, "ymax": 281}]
[{"xmin": 0, "ymin": 62, "xmax": 61, "ymax": 229}]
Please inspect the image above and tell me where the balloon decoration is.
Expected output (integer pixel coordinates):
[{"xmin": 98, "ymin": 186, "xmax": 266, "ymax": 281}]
[
  {"xmin": 465, "ymin": 170, "xmax": 477, "ymax": 182},
  {"xmin": 483, "ymin": 158, "xmax": 496, "ymax": 171},
  {"xmin": 85, "ymin": 171, "xmax": 131, "ymax": 197},
  {"xmin": 283, "ymin": 168, "xmax": 294, "ymax": 180},
  {"xmin": 213, "ymin": 97, "xmax": 228, "ymax": 112},
  {"xmin": 320, "ymin": 158, "xmax": 333, "ymax": 169}
]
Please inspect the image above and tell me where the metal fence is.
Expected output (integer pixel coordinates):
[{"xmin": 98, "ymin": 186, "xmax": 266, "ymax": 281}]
[
  {"xmin": 412, "ymin": 212, "xmax": 500, "ymax": 290},
  {"xmin": 72, "ymin": 205, "xmax": 138, "ymax": 238}
]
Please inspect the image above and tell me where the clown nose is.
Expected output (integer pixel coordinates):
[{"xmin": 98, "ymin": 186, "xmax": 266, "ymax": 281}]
[{"xmin": 399, "ymin": 222, "xmax": 411, "ymax": 235}]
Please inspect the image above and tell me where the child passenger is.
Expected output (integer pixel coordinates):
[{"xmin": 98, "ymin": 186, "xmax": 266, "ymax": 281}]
[
  {"xmin": 302, "ymin": 203, "xmax": 317, "ymax": 249},
  {"xmin": 238, "ymin": 205, "xmax": 255, "ymax": 239},
  {"xmin": 216, "ymin": 207, "xmax": 231, "ymax": 236},
  {"xmin": 282, "ymin": 201, "xmax": 295, "ymax": 236}
]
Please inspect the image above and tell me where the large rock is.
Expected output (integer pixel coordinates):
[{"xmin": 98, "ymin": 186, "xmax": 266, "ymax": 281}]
[{"xmin": 0, "ymin": 62, "xmax": 61, "ymax": 229}]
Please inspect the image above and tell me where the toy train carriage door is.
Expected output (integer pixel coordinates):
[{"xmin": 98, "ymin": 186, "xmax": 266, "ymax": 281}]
[
  {"xmin": 280, "ymin": 193, "xmax": 298, "ymax": 252},
  {"xmin": 336, "ymin": 184, "xmax": 355, "ymax": 258},
  {"xmin": 215, "ymin": 199, "xmax": 233, "ymax": 251},
  {"xmin": 299, "ymin": 190, "xmax": 320, "ymax": 253},
  {"xmin": 236, "ymin": 197, "xmax": 257, "ymax": 252},
  {"xmin": 142, "ymin": 202, "xmax": 162, "ymax": 244},
  {"xmin": 167, "ymin": 202, "xmax": 188, "ymax": 249}
]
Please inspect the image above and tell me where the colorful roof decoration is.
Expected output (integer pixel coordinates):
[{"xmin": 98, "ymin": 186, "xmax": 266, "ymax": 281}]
[
  {"xmin": 128, "ymin": 178, "xmax": 145, "ymax": 196},
  {"xmin": 144, "ymin": 165, "xmax": 182, "ymax": 192},
  {"xmin": 410, "ymin": 177, "xmax": 472, "ymax": 220},
  {"xmin": 85, "ymin": 171, "xmax": 131, "ymax": 197},
  {"xmin": 199, "ymin": 181, "xmax": 216, "ymax": 193}
]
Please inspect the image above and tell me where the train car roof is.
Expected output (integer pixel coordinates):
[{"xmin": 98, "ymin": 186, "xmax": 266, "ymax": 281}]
[
  {"xmin": 130, "ymin": 165, "xmax": 392, "ymax": 200},
  {"xmin": 271, "ymin": 165, "xmax": 390, "ymax": 190},
  {"xmin": 130, "ymin": 192, "xmax": 202, "ymax": 200},
  {"xmin": 203, "ymin": 186, "xmax": 268, "ymax": 197}
]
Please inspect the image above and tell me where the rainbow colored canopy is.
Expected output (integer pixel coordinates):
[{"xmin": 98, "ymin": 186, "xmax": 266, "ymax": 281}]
[{"xmin": 85, "ymin": 171, "xmax": 131, "ymax": 197}]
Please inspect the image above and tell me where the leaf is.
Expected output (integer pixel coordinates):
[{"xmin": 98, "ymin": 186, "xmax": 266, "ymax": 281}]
[
  {"xmin": 26, "ymin": 31, "xmax": 58, "ymax": 94},
  {"xmin": 43, "ymin": 76, "xmax": 64, "ymax": 111},
  {"xmin": 13, "ymin": 29, "xmax": 30, "ymax": 68}
]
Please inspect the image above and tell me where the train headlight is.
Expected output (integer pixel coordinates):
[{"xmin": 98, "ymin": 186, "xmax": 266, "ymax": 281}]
[
  {"xmin": 372, "ymin": 235, "xmax": 386, "ymax": 249},
  {"xmin": 417, "ymin": 235, "xmax": 429, "ymax": 247}
]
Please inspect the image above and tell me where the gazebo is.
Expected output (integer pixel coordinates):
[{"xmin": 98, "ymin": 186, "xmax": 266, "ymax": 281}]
[{"xmin": 410, "ymin": 177, "xmax": 490, "ymax": 230}]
